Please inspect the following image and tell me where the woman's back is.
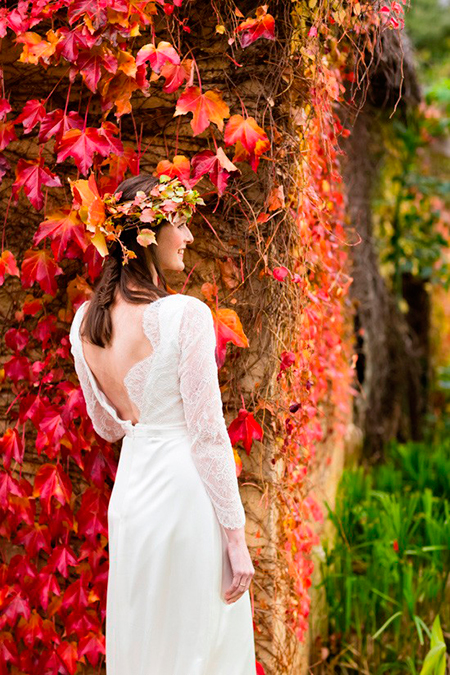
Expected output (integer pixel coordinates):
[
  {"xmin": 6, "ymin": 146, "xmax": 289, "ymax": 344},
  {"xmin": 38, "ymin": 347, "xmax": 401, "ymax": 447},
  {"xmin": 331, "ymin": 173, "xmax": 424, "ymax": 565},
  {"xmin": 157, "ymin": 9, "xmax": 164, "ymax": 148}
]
[
  {"xmin": 70, "ymin": 291, "xmax": 246, "ymax": 529},
  {"xmin": 80, "ymin": 297, "xmax": 155, "ymax": 424}
]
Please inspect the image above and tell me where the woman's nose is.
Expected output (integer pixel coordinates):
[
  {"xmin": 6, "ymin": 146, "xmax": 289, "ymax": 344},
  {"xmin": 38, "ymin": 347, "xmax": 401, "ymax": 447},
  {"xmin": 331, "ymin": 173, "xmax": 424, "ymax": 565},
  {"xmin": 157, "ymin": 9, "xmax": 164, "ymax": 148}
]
[{"xmin": 186, "ymin": 230, "xmax": 194, "ymax": 244}]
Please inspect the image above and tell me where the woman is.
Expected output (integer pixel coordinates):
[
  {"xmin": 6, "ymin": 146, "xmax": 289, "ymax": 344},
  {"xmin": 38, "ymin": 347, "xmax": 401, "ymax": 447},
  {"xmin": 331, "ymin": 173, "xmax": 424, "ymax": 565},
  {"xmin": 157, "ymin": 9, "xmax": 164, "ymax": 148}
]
[{"xmin": 69, "ymin": 174, "xmax": 256, "ymax": 674}]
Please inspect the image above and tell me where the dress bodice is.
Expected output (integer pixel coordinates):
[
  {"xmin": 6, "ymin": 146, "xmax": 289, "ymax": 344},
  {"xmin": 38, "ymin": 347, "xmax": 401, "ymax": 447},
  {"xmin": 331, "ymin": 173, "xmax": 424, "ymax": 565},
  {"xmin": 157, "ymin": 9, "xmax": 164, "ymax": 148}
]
[{"xmin": 69, "ymin": 293, "xmax": 246, "ymax": 530}]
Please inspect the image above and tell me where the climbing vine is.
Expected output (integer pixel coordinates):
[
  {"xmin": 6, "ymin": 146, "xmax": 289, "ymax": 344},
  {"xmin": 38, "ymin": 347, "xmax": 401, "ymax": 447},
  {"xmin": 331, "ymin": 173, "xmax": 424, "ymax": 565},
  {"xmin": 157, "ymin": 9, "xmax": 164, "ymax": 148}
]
[{"xmin": 0, "ymin": 0, "xmax": 400, "ymax": 672}]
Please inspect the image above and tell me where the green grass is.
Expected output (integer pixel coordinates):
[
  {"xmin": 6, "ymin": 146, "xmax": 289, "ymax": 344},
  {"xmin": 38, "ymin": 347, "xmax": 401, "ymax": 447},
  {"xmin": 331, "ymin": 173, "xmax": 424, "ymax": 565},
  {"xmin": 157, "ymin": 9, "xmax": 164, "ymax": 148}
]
[{"xmin": 314, "ymin": 439, "xmax": 450, "ymax": 674}]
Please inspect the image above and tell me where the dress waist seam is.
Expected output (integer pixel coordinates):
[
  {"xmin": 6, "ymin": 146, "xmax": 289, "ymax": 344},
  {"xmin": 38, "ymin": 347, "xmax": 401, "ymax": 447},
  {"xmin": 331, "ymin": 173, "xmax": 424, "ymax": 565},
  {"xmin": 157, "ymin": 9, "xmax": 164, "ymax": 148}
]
[{"xmin": 122, "ymin": 422, "xmax": 190, "ymax": 439}]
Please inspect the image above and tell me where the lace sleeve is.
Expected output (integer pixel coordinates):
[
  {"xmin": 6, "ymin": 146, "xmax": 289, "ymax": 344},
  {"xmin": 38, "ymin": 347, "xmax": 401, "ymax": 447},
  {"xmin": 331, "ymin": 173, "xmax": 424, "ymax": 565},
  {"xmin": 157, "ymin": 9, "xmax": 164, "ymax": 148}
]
[
  {"xmin": 69, "ymin": 311, "xmax": 125, "ymax": 444},
  {"xmin": 178, "ymin": 298, "xmax": 246, "ymax": 530}
]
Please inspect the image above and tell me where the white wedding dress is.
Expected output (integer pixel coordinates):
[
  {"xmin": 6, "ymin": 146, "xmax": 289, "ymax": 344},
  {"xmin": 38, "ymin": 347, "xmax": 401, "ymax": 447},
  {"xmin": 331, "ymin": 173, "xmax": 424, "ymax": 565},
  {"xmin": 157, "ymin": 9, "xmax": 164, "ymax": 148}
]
[{"xmin": 69, "ymin": 293, "xmax": 256, "ymax": 675}]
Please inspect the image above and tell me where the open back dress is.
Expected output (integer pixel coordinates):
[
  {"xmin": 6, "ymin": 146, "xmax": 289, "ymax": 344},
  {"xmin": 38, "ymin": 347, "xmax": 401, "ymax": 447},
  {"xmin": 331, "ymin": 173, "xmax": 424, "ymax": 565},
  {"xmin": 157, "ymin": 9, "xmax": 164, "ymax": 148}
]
[{"xmin": 69, "ymin": 292, "xmax": 256, "ymax": 675}]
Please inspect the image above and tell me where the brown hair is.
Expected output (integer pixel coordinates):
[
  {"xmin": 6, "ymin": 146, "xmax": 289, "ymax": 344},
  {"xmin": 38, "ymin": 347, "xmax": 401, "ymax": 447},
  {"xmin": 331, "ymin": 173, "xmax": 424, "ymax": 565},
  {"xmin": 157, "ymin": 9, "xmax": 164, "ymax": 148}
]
[{"xmin": 80, "ymin": 174, "xmax": 171, "ymax": 348}]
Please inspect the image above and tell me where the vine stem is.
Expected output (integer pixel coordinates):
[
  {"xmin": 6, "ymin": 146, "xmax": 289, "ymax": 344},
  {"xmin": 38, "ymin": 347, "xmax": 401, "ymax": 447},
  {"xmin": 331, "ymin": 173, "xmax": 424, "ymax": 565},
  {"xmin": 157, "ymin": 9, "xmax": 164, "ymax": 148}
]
[{"xmin": 1, "ymin": 190, "xmax": 13, "ymax": 253}]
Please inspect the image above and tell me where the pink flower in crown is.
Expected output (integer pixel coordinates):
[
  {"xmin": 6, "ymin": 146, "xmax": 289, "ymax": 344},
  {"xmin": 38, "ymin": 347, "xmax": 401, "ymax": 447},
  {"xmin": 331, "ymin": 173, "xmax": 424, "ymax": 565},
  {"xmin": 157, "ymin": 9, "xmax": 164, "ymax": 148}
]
[
  {"xmin": 161, "ymin": 200, "xmax": 179, "ymax": 213},
  {"xmin": 140, "ymin": 208, "xmax": 156, "ymax": 223},
  {"xmin": 132, "ymin": 190, "xmax": 147, "ymax": 206}
]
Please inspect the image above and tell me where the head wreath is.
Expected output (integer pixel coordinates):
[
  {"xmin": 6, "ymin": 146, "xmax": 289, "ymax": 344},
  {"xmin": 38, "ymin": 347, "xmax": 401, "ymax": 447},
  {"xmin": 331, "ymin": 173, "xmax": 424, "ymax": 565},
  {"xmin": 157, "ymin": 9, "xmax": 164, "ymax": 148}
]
[{"xmin": 70, "ymin": 174, "xmax": 205, "ymax": 265}]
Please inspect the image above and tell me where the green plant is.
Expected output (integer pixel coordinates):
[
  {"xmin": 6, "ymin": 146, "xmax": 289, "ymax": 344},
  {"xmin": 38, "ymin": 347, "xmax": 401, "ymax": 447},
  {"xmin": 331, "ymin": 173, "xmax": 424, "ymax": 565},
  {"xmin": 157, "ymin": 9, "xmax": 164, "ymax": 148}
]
[{"xmin": 317, "ymin": 439, "xmax": 450, "ymax": 673}]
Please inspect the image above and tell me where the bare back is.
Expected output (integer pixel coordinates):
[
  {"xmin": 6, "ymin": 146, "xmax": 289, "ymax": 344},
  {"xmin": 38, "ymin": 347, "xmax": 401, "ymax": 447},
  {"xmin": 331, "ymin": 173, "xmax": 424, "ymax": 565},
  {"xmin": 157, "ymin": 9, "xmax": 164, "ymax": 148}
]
[{"xmin": 80, "ymin": 296, "xmax": 154, "ymax": 425}]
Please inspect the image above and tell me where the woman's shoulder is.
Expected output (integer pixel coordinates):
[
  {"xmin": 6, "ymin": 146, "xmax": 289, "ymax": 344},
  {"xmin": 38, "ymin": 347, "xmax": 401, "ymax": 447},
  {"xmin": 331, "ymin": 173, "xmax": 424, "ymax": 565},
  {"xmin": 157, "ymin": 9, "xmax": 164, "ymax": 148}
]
[
  {"xmin": 174, "ymin": 293, "xmax": 211, "ymax": 318},
  {"xmin": 161, "ymin": 292, "xmax": 206, "ymax": 311}
]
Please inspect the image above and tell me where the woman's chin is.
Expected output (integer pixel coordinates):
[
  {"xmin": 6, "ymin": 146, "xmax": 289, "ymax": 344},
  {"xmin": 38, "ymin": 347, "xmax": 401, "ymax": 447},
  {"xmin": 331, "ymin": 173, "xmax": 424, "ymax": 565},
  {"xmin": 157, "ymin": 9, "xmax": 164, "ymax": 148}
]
[{"xmin": 164, "ymin": 260, "xmax": 185, "ymax": 272}]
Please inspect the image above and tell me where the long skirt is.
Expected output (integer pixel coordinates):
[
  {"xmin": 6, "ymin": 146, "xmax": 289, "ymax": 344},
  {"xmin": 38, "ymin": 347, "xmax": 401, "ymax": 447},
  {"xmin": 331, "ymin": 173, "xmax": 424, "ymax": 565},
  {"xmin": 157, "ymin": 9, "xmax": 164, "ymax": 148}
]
[{"xmin": 106, "ymin": 422, "xmax": 256, "ymax": 675}]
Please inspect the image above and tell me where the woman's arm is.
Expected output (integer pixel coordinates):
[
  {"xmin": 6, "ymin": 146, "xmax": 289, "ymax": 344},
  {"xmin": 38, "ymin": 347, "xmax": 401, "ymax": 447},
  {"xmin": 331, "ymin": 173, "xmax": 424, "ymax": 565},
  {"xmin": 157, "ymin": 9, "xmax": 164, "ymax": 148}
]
[
  {"xmin": 177, "ymin": 297, "xmax": 254, "ymax": 603},
  {"xmin": 177, "ymin": 297, "xmax": 246, "ymax": 530}
]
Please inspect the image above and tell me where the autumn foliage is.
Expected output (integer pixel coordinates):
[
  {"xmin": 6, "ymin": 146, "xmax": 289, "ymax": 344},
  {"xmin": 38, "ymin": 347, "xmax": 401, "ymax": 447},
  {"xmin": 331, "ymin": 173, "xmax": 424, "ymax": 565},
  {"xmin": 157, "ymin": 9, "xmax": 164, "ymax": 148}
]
[{"xmin": 0, "ymin": 0, "xmax": 392, "ymax": 672}]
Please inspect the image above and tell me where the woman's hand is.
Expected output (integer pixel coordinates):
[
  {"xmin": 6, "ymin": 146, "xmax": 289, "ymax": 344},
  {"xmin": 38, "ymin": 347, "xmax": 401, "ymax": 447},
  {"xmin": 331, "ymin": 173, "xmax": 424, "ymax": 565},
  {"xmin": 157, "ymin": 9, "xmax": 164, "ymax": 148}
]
[{"xmin": 223, "ymin": 527, "xmax": 255, "ymax": 604}]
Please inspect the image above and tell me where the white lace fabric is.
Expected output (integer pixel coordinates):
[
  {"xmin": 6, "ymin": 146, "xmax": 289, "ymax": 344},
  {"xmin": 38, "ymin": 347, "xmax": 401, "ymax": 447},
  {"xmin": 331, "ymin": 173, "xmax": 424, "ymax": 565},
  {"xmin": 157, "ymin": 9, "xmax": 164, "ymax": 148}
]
[
  {"xmin": 178, "ymin": 298, "xmax": 246, "ymax": 530},
  {"xmin": 69, "ymin": 294, "xmax": 246, "ymax": 530}
]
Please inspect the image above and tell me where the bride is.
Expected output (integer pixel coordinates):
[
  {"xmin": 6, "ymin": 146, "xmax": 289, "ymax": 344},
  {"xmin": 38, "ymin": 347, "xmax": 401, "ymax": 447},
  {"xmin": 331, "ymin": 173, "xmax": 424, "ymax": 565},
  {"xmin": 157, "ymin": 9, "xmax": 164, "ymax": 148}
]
[{"xmin": 69, "ymin": 174, "xmax": 257, "ymax": 674}]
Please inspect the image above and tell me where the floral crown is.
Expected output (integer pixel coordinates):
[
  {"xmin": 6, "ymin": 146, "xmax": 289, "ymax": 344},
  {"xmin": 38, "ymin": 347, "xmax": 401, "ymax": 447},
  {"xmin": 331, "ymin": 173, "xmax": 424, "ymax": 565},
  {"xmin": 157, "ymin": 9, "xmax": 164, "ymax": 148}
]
[{"xmin": 70, "ymin": 173, "xmax": 205, "ymax": 265}]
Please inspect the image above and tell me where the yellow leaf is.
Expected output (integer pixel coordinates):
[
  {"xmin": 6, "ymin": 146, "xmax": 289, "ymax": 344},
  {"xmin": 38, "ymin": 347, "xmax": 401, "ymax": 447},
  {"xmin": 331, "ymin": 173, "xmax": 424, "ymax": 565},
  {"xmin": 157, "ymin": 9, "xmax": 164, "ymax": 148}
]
[{"xmin": 91, "ymin": 230, "xmax": 108, "ymax": 257}]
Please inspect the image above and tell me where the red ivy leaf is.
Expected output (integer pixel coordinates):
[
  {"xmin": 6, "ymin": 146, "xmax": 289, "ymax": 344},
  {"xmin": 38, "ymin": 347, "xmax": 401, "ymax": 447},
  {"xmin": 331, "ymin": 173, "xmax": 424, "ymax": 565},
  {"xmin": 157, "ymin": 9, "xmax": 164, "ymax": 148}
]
[
  {"xmin": 15, "ymin": 99, "xmax": 46, "ymax": 134},
  {"xmin": 98, "ymin": 146, "xmax": 139, "ymax": 194},
  {"xmin": 62, "ymin": 578, "xmax": 90, "ymax": 611},
  {"xmin": 14, "ymin": 523, "xmax": 52, "ymax": 557},
  {"xmin": 55, "ymin": 26, "xmax": 88, "ymax": 61},
  {"xmin": 57, "ymin": 127, "xmax": 111, "ymax": 175},
  {"xmin": 191, "ymin": 148, "xmax": 239, "ymax": 195},
  {"xmin": 33, "ymin": 463, "xmax": 72, "ymax": 511},
  {"xmin": 159, "ymin": 58, "xmax": 193, "ymax": 93},
  {"xmin": 228, "ymin": 408, "xmax": 263, "ymax": 455},
  {"xmin": 236, "ymin": 5, "xmax": 276, "ymax": 48},
  {"xmin": 16, "ymin": 609, "xmax": 45, "ymax": 648},
  {"xmin": 5, "ymin": 327, "xmax": 29, "ymax": 352},
  {"xmin": 76, "ymin": 47, "xmax": 118, "ymax": 93},
  {"xmin": 272, "ymin": 266, "xmax": 289, "ymax": 281},
  {"xmin": 3, "ymin": 355, "xmax": 31, "ymax": 383},
  {"xmin": 35, "ymin": 570, "xmax": 61, "ymax": 611},
  {"xmin": 2, "ymin": 588, "xmax": 31, "ymax": 626},
  {"xmin": 47, "ymin": 544, "xmax": 78, "ymax": 578},
  {"xmin": 0, "ymin": 153, "xmax": 10, "ymax": 182},
  {"xmin": 33, "ymin": 208, "xmax": 88, "ymax": 260},
  {"xmin": 32, "ymin": 315, "xmax": 57, "ymax": 349},
  {"xmin": 135, "ymin": 41, "xmax": 180, "ymax": 73},
  {"xmin": 78, "ymin": 632, "xmax": 105, "ymax": 667},
  {"xmin": 0, "ymin": 428, "xmax": 24, "ymax": 470},
  {"xmin": 37, "ymin": 406, "xmax": 69, "ymax": 459},
  {"xmin": 0, "ymin": 631, "xmax": 19, "ymax": 668},
  {"xmin": 77, "ymin": 487, "xmax": 108, "ymax": 543},
  {"xmin": 21, "ymin": 249, "xmax": 63, "ymax": 296},
  {"xmin": 278, "ymin": 350, "xmax": 296, "ymax": 379},
  {"xmin": 12, "ymin": 158, "xmax": 62, "ymax": 210},
  {"xmin": 0, "ymin": 471, "xmax": 23, "ymax": 510},
  {"xmin": 98, "ymin": 121, "xmax": 124, "ymax": 156},
  {"xmin": 0, "ymin": 98, "xmax": 12, "ymax": 120},
  {"xmin": 39, "ymin": 109, "xmax": 84, "ymax": 144},
  {"xmin": 56, "ymin": 641, "xmax": 79, "ymax": 675}
]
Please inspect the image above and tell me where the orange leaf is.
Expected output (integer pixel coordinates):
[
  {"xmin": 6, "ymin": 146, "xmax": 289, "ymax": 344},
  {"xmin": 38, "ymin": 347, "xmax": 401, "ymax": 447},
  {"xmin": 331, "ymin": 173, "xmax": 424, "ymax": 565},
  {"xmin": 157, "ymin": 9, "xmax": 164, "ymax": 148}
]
[
  {"xmin": 117, "ymin": 49, "xmax": 137, "ymax": 77},
  {"xmin": 233, "ymin": 448, "xmax": 243, "ymax": 477},
  {"xmin": 267, "ymin": 185, "xmax": 285, "ymax": 211},
  {"xmin": 212, "ymin": 307, "xmax": 249, "ymax": 368},
  {"xmin": 70, "ymin": 174, "xmax": 105, "ymax": 232},
  {"xmin": 0, "ymin": 250, "xmax": 20, "ymax": 285},
  {"xmin": 224, "ymin": 114, "xmax": 270, "ymax": 171},
  {"xmin": 99, "ymin": 71, "xmax": 141, "ymax": 118},
  {"xmin": 174, "ymin": 87, "xmax": 230, "ymax": 135},
  {"xmin": 155, "ymin": 155, "xmax": 191, "ymax": 184},
  {"xmin": 66, "ymin": 275, "xmax": 92, "ymax": 310},
  {"xmin": 70, "ymin": 175, "xmax": 108, "ymax": 257}
]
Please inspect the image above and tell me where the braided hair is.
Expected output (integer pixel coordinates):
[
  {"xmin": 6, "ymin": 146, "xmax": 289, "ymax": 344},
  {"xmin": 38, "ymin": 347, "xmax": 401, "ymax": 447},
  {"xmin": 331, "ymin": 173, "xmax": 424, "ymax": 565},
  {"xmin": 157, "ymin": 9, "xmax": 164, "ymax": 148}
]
[{"xmin": 80, "ymin": 174, "xmax": 171, "ymax": 348}]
